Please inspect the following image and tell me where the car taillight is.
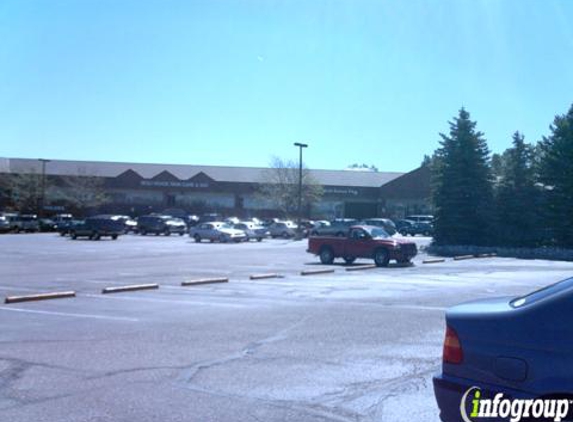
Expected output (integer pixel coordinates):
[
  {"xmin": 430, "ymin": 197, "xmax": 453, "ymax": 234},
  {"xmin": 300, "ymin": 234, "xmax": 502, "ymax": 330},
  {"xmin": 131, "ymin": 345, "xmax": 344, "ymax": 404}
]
[{"xmin": 443, "ymin": 326, "xmax": 463, "ymax": 364}]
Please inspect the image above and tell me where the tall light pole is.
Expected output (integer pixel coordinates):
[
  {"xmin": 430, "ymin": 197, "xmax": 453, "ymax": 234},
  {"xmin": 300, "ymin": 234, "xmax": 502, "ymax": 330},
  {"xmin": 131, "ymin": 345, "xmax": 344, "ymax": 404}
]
[
  {"xmin": 293, "ymin": 142, "xmax": 308, "ymax": 238},
  {"xmin": 38, "ymin": 159, "xmax": 50, "ymax": 218}
]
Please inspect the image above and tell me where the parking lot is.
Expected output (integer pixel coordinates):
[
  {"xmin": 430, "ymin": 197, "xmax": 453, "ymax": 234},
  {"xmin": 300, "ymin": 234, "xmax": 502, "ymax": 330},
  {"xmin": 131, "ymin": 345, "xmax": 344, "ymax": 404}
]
[{"xmin": 2, "ymin": 233, "xmax": 573, "ymax": 422}]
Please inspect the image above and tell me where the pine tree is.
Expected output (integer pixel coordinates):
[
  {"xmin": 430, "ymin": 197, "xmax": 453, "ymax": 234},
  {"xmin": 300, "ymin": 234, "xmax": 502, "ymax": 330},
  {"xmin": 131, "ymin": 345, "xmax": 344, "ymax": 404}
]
[
  {"xmin": 494, "ymin": 132, "xmax": 540, "ymax": 247},
  {"xmin": 539, "ymin": 104, "xmax": 573, "ymax": 247},
  {"xmin": 432, "ymin": 108, "xmax": 493, "ymax": 246}
]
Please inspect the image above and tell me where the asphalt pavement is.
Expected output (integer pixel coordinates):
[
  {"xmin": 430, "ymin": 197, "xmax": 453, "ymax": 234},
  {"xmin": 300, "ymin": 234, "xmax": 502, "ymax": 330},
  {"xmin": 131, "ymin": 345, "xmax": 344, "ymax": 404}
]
[{"xmin": 1, "ymin": 233, "xmax": 573, "ymax": 422}]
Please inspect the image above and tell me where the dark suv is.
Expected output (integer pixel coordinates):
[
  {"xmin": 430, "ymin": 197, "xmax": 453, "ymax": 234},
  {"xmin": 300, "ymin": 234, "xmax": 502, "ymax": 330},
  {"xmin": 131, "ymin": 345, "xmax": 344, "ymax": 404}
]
[
  {"xmin": 136, "ymin": 215, "xmax": 187, "ymax": 236},
  {"xmin": 69, "ymin": 217, "xmax": 124, "ymax": 240}
]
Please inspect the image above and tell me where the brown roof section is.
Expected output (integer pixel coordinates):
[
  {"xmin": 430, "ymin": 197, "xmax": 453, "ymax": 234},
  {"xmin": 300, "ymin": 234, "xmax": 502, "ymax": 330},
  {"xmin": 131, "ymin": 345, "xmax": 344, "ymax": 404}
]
[{"xmin": 378, "ymin": 166, "xmax": 431, "ymax": 199}]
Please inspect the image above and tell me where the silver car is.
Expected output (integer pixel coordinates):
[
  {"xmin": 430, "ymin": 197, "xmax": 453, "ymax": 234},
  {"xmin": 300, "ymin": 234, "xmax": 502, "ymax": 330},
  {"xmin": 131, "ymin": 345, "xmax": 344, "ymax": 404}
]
[
  {"xmin": 268, "ymin": 221, "xmax": 297, "ymax": 238},
  {"xmin": 189, "ymin": 221, "xmax": 247, "ymax": 243}
]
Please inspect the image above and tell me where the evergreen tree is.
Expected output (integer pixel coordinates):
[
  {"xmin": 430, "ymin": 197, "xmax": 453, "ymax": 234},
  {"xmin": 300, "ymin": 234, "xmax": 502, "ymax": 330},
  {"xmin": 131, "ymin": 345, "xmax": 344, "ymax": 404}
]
[
  {"xmin": 432, "ymin": 108, "xmax": 493, "ymax": 245},
  {"xmin": 539, "ymin": 104, "xmax": 573, "ymax": 247},
  {"xmin": 494, "ymin": 132, "xmax": 540, "ymax": 247}
]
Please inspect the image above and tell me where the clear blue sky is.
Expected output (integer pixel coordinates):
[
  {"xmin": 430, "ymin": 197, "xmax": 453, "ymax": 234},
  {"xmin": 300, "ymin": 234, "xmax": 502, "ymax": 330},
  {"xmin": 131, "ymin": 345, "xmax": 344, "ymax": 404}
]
[{"xmin": 1, "ymin": 0, "xmax": 572, "ymax": 172}]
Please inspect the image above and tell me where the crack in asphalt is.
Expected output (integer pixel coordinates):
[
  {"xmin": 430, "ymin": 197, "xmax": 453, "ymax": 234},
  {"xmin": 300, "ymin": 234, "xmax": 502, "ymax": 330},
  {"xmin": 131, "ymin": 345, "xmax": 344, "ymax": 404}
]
[{"xmin": 177, "ymin": 315, "xmax": 311, "ymax": 385}]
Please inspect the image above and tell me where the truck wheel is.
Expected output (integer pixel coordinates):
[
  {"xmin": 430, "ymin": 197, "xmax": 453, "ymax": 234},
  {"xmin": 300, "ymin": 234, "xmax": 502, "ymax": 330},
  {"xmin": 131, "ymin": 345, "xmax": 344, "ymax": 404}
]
[
  {"xmin": 71, "ymin": 231, "xmax": 77, "ymax": 240},
  {"xmin": 282, "ymin": 231, "xmax": 290, "ymax": 239},
  {"xmin": 194, "ymin": 234, "xmax": 201, "ymax": 243},
  {"xmin": 92, "ymin": 232, "xmax": 101, "ymax": 241},
  {"xmin": 374, "ymin": 249, "xmax": 389, "ymax": 267},
  {"xmin": 319, "ymin": 247, "xmax": 334, "ymax": 265},
  {"xmin": 164, "ymin": 229, "xmax": 171, "ymax": 236},
  {"xmin": 141, "ymin": 230, "xmax": 147, "ymax": 236},
  {"xmin": 344, "ymin": 257, "xmax": 356, "ymax": 265},
  {"xmin": 111, "ymin": 234, "xmax": 118, "ymax": 240}
]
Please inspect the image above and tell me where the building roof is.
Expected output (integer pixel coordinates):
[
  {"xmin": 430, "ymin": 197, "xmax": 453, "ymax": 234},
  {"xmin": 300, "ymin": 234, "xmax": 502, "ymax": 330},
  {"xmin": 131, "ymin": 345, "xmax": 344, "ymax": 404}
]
[
  {"xmin": 378, "ymin": 165, "xmax": 431, "ymax": 198},
  {"xmin": 2, "ymin": 158, "xmax": 404, "ymax": 188}
]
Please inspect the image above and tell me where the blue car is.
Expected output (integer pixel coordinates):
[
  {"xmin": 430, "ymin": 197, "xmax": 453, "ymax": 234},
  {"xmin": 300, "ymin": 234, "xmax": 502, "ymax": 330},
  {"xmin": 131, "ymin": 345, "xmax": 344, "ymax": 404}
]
[{"xmin": 433, "ymin": 277, "xmax": 573, "ymax": 422}]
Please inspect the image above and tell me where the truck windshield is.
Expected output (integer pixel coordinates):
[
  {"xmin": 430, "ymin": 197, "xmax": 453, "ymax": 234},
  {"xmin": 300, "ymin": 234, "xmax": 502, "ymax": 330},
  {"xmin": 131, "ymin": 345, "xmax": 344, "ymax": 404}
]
[{"xmin": 368, "ymin": 227, "xmax": 390, "ymax": 239}]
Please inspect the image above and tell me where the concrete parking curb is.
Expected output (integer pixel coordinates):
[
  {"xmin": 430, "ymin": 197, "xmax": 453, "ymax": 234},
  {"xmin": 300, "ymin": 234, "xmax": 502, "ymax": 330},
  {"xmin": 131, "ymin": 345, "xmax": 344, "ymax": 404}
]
[
  {"xmin": 345, "ymin": 265, "xmax": 377, "ymax": 272},
  {"xmin": 423, "ymin": 258, "xmax": 446, "ymax": 264},
  {"xmin": 249, "ymin": 273, "xmax": 283, "ymax": 280},
  {"xmin": 453, "ymin": 255, "xmax": 475, "ymax": 261},
  {"xmin": 181, "ymin": 278, "xmax": 229, "ymax": 286},
  {"xmin": 102, "ymin": 284, "xmax": 159, "ymax": 294},
  {"xmin": 5, "ymin": 291, "xmax": 76, "ymax": 304},
  {"xmin": 300, "ymin": 268, "xmax": 335, "ymax": 276}
]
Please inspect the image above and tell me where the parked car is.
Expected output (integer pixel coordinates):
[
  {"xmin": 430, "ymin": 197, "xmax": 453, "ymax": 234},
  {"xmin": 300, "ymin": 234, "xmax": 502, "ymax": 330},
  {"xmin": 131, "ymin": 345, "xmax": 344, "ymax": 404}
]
[
  {"xmin": 310, "ymin": 218, "xmax": 357, "ymax": 237},
  {"xmin": 405, "ymin": 214, "xmax": 434, "ymax": 223},
  {"xmin": 189, "ymin": 221, "xmax": 247, "ymax": 243},
  {"xmin": 0, "ymin": 216, "xmax": 10, "ymax": 233},
  {"xmin": 268, "ymin": 221, "xmax": 297, "ymax": 238},
  {"xmin": 400, "ymin": 221, "xmax": 434, "ymax": 236},
  {"xmin": 433, "ymin": 276, "xmax": 573, "ymax": 422},
  {"xmin": 69, "ymin": 217, "xmax": 124, "ymax": 240},
  {"xmin": 18, "ymin": 214, "xmax": 40, "ymax": 232},
  {"xmin": 57, "ymin": 218, "xmax": 83, "ymax": 236},
  {"xmin": 307, "ymin": 225, "xmax": 418, "ymax": 266},
  {"xmin": 394, "ymin": 219, "xmax": 415, "ymax": 232},
  {"xmin": 107, "ymin": 215, "xmax": 137, "ymax": 233},
  {"xmin": 362, "ymin": 218, "xmax": 397, "ymax": 235},
  {"xmin": 234, "ymin": 222, "xmax": 269, "ymax": 242},
  {"xmin": 137, "ymin": 215, "xmax": 187, "ymax": 236},
  {"xmin": 38, "ymin": 218, "xmax": 57, "ymax": 232}
]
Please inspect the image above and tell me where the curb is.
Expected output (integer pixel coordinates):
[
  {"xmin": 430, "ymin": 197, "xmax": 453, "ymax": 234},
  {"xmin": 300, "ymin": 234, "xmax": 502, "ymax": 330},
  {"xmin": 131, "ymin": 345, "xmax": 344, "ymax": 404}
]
[
  {"xmin": 181, "ymin": 278, "xmax": 229, "ymax": 286},
  {"xmin": 453, "ymin": 255, "xmax": 475, "ymax": 261},
  {"xmin": 345, "ymin": 265, "xmax": 377, "ymax": 272},
  {"xmin": 301, "ymin": 268, "xmax": 336, "ymax": 276},
  {"xmin": 423, "ymin": 258, "xmax": 446, "ymax": 264},
  {"xmin": 102, "ymin": 284, "xmax": 159, "ymax": 294},
  {"xmin": 249, "ymin": 273, "xmax": 282, "ymax": 280},
  {"xmin": 5, "ymin": 291, "xmax": 76, "ymax": 304}
]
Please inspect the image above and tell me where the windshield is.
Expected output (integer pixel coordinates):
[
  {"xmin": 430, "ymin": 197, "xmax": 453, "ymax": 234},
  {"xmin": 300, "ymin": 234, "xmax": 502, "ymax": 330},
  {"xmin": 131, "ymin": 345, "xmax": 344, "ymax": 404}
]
[{"xmin": 367, "ymin": 227, "xmax": 390, "ymax": 239}]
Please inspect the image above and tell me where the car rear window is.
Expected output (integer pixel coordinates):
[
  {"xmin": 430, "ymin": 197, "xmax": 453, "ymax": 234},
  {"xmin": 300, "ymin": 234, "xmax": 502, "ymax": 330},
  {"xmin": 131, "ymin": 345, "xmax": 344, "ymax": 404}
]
[{"xmin": 511, "ymin": 277, "xmax": 573, "ymax": 308}]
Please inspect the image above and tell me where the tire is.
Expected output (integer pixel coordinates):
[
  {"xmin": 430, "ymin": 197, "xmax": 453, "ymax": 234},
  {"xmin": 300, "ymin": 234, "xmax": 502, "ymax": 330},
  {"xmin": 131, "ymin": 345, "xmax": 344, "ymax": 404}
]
[
  {"xmin": 310, "ymin": 231, "xmax": 318, "ymax": 236},
  {"xmin": 194, "ymin": 234, "xmax": 201, "ymax": 243},
  {"xmin": 71, "ymin": 232, "xmax": 77, "ymax": 240},
  {"xmin": 319, "ymin": 247, "xmax": 334, "ymax": 265},
  {"xmin": 164, "ymin": 230, "xmax": 171, "ymax": 236},
  {"xmin": 282, "ymin": 232, "xmax": 290, "ymax": 239},
  {"xmin": 219, "ymin": 234, "xmax": 227, "ymax": 243},
  {"xmin": 92, "ymin": 232, "xmax": 101, "ymax": 241},
  {"xmin": 344, "ymin": 257, "xmax": 356, "ymax": 265},
  {"xmin": 399, "ymin": 230, "xmax": 407, "ymax": 236},
  {"xmin": 141, "ymin": 230, "xmax": 147, "ymax": 236},
  {"xmin": 257, "ymin": 237, "xmax": 263, "ymax": 242},
  {"xmin": 179, "ymin": 232, "xmax": 184, "ymax": 236},
  {"xmin": 111, "ymin": 234, "xmax": 118, "ymax": 240},
  {"xmin": 374, "ymin": 248, "xmax": 389, "ymax": 267}
]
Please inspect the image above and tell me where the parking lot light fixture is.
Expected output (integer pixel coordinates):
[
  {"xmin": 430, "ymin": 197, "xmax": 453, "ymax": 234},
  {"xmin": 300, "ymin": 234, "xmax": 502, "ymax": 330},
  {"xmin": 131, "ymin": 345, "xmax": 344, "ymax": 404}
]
[{"xmin": 293, "ymin": 142, "xmax": 308, "ymax": 239}]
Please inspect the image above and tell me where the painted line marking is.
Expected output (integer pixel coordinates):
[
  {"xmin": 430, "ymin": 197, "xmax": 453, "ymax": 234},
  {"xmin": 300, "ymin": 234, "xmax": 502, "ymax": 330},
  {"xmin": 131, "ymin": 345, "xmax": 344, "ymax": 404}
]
[
  {"xmin": 84, "ymin": 294, "xmax": 245, "ymax": 308},
  {"xmin": 0, "ymin": 307, "xmax": 139, "ymax": 322}
]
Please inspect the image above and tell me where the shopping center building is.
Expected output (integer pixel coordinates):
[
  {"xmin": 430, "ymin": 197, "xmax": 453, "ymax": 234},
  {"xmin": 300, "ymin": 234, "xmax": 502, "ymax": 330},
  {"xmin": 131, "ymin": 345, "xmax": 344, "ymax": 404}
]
[{"xmin": 0, "ymin": 157, "xmax": 431, "ymax": 219}]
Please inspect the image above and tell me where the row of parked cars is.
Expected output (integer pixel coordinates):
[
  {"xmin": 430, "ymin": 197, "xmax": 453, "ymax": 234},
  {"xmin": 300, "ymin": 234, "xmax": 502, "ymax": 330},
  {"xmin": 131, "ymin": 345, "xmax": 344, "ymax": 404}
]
[{"xmin": 310, "ymin": 215, "xmax": 435, "ymax": 237}]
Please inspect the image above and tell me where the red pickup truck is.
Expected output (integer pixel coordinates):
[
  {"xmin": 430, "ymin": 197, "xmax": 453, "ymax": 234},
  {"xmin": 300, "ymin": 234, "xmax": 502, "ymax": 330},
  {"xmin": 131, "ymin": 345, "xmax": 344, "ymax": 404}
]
[{"xmin": 307, "ymin": 225, "xmax": 417, "ymax": 267}]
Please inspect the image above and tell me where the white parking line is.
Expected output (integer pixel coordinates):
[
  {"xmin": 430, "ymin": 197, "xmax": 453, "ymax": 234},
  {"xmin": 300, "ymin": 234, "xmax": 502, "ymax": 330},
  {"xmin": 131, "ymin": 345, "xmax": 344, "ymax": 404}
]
[
  {"xmin": 0, "ymin": 307, "xmax": 139, "ymax": 322},
  {"xmin": 83, "ymin": 293, "xmax": 246, "ymax": 308}
]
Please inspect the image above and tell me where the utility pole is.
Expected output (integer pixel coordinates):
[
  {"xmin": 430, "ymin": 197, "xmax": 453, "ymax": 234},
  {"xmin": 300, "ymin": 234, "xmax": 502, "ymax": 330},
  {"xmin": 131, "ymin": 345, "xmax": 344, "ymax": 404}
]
[
  {"xmin": 38, "ymin": 159, "xmax": 50, "ymax": 218},
  {"xmin": 293, "ymin": 142, "xmax": 308, "ymax": 238}
]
